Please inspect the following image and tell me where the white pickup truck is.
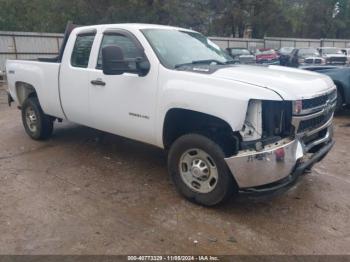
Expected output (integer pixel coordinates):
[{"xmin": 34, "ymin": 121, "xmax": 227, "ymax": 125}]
[{"xmin": 6, "ymin": 23, "xmax": 336, "ymax": 206}]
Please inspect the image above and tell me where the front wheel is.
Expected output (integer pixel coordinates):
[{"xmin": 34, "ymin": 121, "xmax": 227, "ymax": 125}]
[
  {"xmin": 21, "ymin": 97, "xmax": 53, "ymax": 140},
  {"xmin": 168, "ymin": 134, "xmax": 238, "ymax": 206}
]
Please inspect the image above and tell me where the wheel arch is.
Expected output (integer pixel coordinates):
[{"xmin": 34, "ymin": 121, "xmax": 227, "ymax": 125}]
[
  {"xmin": 334, "ymin": 79, "xmax": 350, "ymax": 105},
  {"xmin": 15, "ymin": 81, "xmax": 38, "ymax": 106},
  {"xmin": 162, "ymin": 108, "xmax": 240, "ymax": 157}
]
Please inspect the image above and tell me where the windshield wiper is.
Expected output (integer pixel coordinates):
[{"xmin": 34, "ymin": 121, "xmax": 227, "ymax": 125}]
[{"xmin": 175, "ymin": 59, "xmax": 225, "ymax": 69}]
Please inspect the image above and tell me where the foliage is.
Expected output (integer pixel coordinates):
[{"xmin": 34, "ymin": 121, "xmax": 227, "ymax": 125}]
[{"xmin": 0, "ymin": 0, "xmax": 349, "ymax": 39}]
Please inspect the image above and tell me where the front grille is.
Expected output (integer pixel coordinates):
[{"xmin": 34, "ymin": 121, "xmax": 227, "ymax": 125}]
[
  {"xmin": 305, "ymin": 58, "xmax": 322, "ymax": 64},
  {"xmin": 302, "ymin": 94, "xmax": 328, "ymax": 110},
  {"xmin": 298, "ymin": 112, "xmax": 332, "ymax": 133},
  {"xmin": 302, "ymin": 90, "xmax": 336, "ymax": 110},
  {"xmin": 303, "ymin": 129, "xmax": 328, "ymax": 145},
  {"xmin": 329, "ymin": 89, "xmax": 337, "ymax": 101},
  {"xmin": 294, "ymin": 90, "xmax": 336, "ymax": 134},
  {"xmin": 329, "ymin": 57, "xmax": 346, "ymax": 64}
]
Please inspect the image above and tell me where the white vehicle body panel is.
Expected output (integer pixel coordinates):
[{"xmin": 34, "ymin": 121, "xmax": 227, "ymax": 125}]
[
  {"xmin": 6, "ymin": 61, "xmax": 65, "ymax": 118},
  {"xmin": 213, "ymin": 65, "xmax": 335, "ymax": 100},
  {"xmin": 155, "ymin": 66, "xmax": 283, "ymax": 147}
]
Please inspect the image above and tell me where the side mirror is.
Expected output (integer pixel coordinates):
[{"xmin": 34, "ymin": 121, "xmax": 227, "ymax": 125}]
[
  {"xmin": 102, "ymin": 45, "xmax": 129, "ymax": 75},
  {"xmin": 102, "ymin": 45, "xmax": 151, "ymax": 76},
  {"xmin": 136, "ymin": 59, "xmax": 151, "ymax": 76}
]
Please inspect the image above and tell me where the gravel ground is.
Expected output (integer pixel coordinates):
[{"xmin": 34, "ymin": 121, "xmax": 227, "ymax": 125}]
[{"xmin": 0, "ymin": 83, "xmax": 349, "ymax": 255}]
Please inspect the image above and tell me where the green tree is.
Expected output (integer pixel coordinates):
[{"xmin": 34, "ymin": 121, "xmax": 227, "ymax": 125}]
[{"xmin": 1, "ymin": 0, "xmax": 350, "ymax": 39}]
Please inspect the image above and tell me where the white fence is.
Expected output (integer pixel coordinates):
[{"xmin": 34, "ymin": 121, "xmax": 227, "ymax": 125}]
[
  {"xmin": 210, "ymin": 36, "xmax": 350, "ymax": 50},
  {"xmin": 2, "ymin": 30, "xmax": 350, "ymax": 71},
  {"xmin": 0, "ymin": 31, "xmax": 63, "ymax": 71}
]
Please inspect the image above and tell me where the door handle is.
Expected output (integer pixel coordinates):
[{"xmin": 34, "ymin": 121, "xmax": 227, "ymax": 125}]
[{"xmin": 91, "ymin": 80, "xmax": 106, "ymax": 86}]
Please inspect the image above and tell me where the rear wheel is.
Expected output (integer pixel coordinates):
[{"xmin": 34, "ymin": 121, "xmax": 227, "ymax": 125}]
[
  {"xmin": 168, "ymin": 134, "xmax": 238, "ymax": 206},
  {"xmin": 21, "ymin": 97, "xmax": 53, "ymax": 140}
]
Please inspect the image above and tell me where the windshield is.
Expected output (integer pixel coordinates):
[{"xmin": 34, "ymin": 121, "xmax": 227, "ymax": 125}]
[
  {"xmin": 230, "ymin": 49, "xmax": 251, "ymax": 55},
  {"xmin": 298, "ymin": 48, "xmax": 320, "ymax": 57},
  {"xmin": 142, "ymin": 29, "xmax": 232, "ymax": 69},
  {"xmin": 280, "ymin": 47, "xmax": 294, "ymax": 54},
  {"xmin": 322, "ymin": 48, "xmax": 343, "ymax": 55}
]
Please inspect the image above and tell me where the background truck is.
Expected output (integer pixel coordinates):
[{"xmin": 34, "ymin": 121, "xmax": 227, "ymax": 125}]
[{"xmin": 6, "ymin": 23, "xmax": 336, "ymax": 206}]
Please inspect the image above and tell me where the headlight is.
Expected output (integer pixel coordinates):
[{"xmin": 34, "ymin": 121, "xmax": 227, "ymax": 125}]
[
  {"xmin": 241, "ymin": 100, "xmax": 293, "ymax": 143},
  {"xmin": 262, "ymin": 100, "xmax": 293, "ymax": 138},
  {"xmin": 293, "ymin": 100, "xmax": 303, "ymax": 114}
]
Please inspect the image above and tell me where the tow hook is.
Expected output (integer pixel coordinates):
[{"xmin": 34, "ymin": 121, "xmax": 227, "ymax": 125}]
[{"xmin": 7, "ymin": 92, "xmax": 14, "ymax": 107}]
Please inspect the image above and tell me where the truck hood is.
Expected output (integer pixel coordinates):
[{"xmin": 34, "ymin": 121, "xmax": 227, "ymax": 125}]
[
  {"xmin": 211, "ymin": 65, "xmax": 334, "ymax": 100},
  {"xmin": 323, "ymin": 54, "xmax": 347, "ymax": 58}
]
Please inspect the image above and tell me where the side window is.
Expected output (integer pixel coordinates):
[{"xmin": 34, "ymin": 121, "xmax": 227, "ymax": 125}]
[
  {"xmin": 96, "ymin": 34, "xmax": 141, "ymax": 69},
  {"xmin": 71, "ymin": 34, "xmax": 95, "ymax": 68}
]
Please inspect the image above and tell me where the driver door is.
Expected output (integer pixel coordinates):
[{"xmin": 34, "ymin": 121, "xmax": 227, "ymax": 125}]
[{"xmin": 88, "ymin": 30, "xmax": 159, "ymax": 145}]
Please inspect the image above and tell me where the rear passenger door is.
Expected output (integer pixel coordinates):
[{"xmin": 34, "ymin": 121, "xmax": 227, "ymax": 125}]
[{"xmin": 60, "ymin": 30, "xmax": 96, "ymax": 126}]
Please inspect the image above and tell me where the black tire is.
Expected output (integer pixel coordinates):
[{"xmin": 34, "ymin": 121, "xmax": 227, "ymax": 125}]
[
  {"xmin": 168, "ymin": 134, "xmax": 238, "ymax": 206},
  {"xmin": 21, "ymin": 96, "xmax": 53, "ymax": 140},
  {"xmin": 335, "ymin": 88, "xmax": 344, "ymax": 113}
]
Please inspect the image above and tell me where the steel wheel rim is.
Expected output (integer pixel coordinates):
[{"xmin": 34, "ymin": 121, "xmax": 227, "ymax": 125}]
[
  {"xmin": 25, "ymin": 106, "xmax": 38, "ymax": 133},
  {"xmin": 179, "ymin": 148, "xmax": 219, "ymax": 193}
]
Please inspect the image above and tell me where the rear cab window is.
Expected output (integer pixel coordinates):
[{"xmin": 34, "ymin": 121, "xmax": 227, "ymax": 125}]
[{"xmin": 71, "ymin": 33, "xmax": 96, "ymax": 68}]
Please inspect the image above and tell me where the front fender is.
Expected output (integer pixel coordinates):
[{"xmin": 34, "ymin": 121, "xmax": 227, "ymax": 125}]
[{"xmin": 156, "ymin": 68, "xmax": 282, "ymax": 147}]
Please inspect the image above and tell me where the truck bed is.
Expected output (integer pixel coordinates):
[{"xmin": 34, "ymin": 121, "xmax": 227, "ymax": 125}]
[{"xmin": 6, "ymin": 60, "xmax": 65, "ymax": 119}]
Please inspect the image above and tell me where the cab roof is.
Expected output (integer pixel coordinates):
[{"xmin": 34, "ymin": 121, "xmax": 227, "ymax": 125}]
[{"xmin": 74, "ymin": 23, "xmax": 196, "ymax": 33}]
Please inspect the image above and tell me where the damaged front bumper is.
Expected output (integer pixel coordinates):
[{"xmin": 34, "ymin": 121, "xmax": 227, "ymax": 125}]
[{"xmin": 225, "ymin": 123, "xmax": 334, "ymax": 192}]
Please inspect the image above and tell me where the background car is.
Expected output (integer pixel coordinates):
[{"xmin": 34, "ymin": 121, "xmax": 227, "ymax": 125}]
[
  {"xmin": 288, "ymin": 48, "xmax": 325, "ymax": 67},
  {"xmin": 226, "ymin": 48, "xmax": 256, "ymax": 64},
  {"xmin": 255, "ymin": 48, "xmax": 279, "ymax": 64},
  {"xmin": 341, "ymin": 48, "xmax": 350, "ymax": 63},
  {"xmin": 277, "ymin": 47, "xmax": 294, "ymax": 66},
  {"xmin": 318, "ymin": 47, "xmax": 347, "ymax": 65}
]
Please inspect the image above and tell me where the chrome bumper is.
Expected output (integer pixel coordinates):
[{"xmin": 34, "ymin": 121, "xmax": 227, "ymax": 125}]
[{"xmin": 225, "ymin": 124, "xmax": 334, "ymax": 189}]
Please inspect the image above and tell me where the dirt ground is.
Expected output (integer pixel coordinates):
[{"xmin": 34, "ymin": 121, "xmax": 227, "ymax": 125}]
[{"xmin": 0, "ymin": 82, "xmax": 349, "ymax": 255}]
